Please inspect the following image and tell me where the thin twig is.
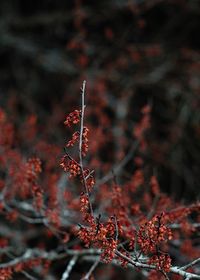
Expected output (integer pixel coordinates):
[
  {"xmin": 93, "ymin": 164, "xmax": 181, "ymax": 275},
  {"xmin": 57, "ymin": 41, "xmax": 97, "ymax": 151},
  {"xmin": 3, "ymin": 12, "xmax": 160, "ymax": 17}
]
[
  {"xmin": 96, "ymin": 140, "xmax": 139, "ymax": 186},
  {"xmin": 21, "ymin": 270, "xmax": 39, "ymax": 280},
  {"xmin": 181, "ymin": 257, "xmax": 200, "ymax": 271},
  {"xmin": 61, "ymin": 255, "xmax": 78, "ymax": 280},
  {"xmin": 79, "ymin": 80, "xmax": 93, "ymax": 216},
  {"xmin": 161, "ymin": 270, "xmax": 170, "ymax": 280},
  {"xmin": 81, "ymin": 258, "xmax": 100, "ymax": 280},
  {"xmin": 114, "ymin": 215, "xmax": 119, "ymax": 241},
  {"xmin": 147, "ymin": 194, "xmax": 160, "ymax": 220},
  {"xmin": 170, "ymin": 223, "xmax": 200, "ymax": 229}
]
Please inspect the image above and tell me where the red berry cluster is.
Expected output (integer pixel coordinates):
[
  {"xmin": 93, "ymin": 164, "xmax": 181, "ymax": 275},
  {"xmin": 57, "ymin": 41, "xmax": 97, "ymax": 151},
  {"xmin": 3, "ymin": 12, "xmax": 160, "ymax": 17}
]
[
  {"xmin": 133, "ymin": 104, "xmax": 151, "ymax": 139},
  {"xmin": 0, "ymin": 268, "xmax": 12, "ymax": 280},
  {"xmin": 78, "ymin": 217, "xmax": 118, "ymax": 263},
  {"xmin": 149, "ymin": 253, "xmax": 171, "ymax": 272},
  {"xmin": 81, "ymin": 126, "xmax": 89, "ymax": 156},
  {"xmin": 131, "ymin": 169, "xmax": 144, "ymax": 191},
  {"xmin": 150, "ymin": 175, "xmax": 160, "ymax": 195},
  {"xmin": 66, "ymin": 131, "xmax": 80, "ymax": 147},
  {"xmin": 78, "ymin": 226, "xmax": 92, "ymax": 247},
  {"xmin": 60, "ymin": 156, "xmax": 81, "ymax": 178},
  {"xmin": 64, "ymin": 110, "xmax": 81, "ymax": 127},
  {"xmin": 26, "ymin": 157, "xmax": 42, "ymax": 184},
  {"xmin": 32, "ymin": 184, "xmax": 43, "ymax": 210},
  {"xmin": 80, "ymin": 192, "xmax": 89, "ymax": 213},
  {"xmin": 64, "ymin": 111, "xmax": 89, "ymax": 157},
  {"xmin": 82, "ymin": 169, "xmax": 95, "ymax": 192},
  {"xmin": 100, "ymin": 239, "xmax": 117, "ymax": 263},
  {"xmin": 138, "ymin": 213, "xmax": 172, "ymax": 254}
]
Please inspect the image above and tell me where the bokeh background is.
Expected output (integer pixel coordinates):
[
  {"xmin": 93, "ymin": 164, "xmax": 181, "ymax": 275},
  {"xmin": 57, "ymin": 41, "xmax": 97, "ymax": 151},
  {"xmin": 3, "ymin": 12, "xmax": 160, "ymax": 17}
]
[{"xmin": 0, "ymin": 0, "xmax": 200, "ymax": 201}]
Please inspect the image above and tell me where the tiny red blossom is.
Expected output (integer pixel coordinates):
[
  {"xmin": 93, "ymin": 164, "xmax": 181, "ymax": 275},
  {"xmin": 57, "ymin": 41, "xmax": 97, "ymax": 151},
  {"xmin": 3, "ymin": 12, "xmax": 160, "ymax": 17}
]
[
  {"xmin": 149, "ymin": 253, "xmax": 171, "ymax": 272},
  {"xmin": 150, "ymin": 175, "xmax": 160, "ymax": 195},
  {"xmin": 0, "ymin": 268, "xmax": 12, "ymax": 280},
  {"xmin": 32, "ymin": 184, "xmax": 43, "ymax": 210},
  {"xmin": 64, "ymin": 110, "xmax": 81, "ymax": 127},
  {"xmin": 82, "ymin": 126, "xmax": 89, "ymax": 156},
  {"xmin": 100, "ymin": 239, "xmax": 117, "ymax": 263},
  {"xmin": 138, "ymin": 213, "xmax": 172, "ymax": 254},
  {"xmin": 66, "ymin": 131, "xmax": 80, "ymax": 147},
  {"xmin": 60, "ymin": 156, "xmax": 81, "ymax": 178},
  {"xmin": 80, "ymin": 192, "xmax": 89, "ymax": 213}
]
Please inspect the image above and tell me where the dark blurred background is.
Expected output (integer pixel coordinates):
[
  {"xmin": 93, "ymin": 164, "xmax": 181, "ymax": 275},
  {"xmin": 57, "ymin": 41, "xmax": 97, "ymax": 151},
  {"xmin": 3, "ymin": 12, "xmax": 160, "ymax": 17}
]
[{"xmin": 0, "ymin": 0, "xmax": 200, "ymax": 201}]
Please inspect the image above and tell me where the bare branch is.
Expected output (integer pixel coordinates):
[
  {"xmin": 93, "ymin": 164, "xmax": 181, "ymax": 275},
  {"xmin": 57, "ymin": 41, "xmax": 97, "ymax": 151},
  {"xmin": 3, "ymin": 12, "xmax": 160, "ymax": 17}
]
[
  {"xmin": 96, "ymin": 140, "xmax": 139, "ymax": 186},
  {"xmin": 61, "ymin": 255, "xmax": 78, "ymax": 280},
  {"xmin": 79, "ymin": 80, "xmax": 93, "ymax": 216},
  {"xmin": 81, "ymin": 258, "xmax": 100, "ymax": 280},
  {"xmin": 181, "ymin": 257, "xmax": 200, "ymax": 271}
]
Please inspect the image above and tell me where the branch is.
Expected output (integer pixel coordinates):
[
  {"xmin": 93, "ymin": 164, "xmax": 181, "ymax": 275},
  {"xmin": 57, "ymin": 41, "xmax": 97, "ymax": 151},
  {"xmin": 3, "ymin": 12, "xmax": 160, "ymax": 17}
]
[
  {"xmin": 79, "ymin": 80, "xmax": 93, "ymax": 216},
  {"xmin": 115, "ymin": 250, "xmax": 200, "ymax": 279},
  {"xmin": 81, "ymin": 258, "xmax": 100, "ymax": 280},
  {"xmin": 170, "ymin": 266, "xmax": 200, "ymax": 279},
  {"xmin": 96, "ymin": 140, "xmax": 139, "ymax": 186},
  {"xmin": 14, "ymin": 248, "xmax": 194, "ymax": 280},
  {"xmin": 170, "ymin": 223, "xmax": 200, "ymax": 229},
  {"xmin": 61, "ymin": 255, "xmax": 78, "ymax": 280},
  {"xmin": 181, "ymin": 257, "xmax": 200, "ymax": 271},
  {"xmin": 0, "ymin": 248, "xmax": 101, "ymax": 269}
]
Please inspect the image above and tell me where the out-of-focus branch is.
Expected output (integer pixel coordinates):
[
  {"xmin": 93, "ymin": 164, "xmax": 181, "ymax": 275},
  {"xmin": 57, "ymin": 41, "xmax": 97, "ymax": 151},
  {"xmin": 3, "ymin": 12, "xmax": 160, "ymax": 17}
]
[
  {"xmin": 81, "ymin": 258, "xmax": 100, "ymax": 280},
  {"xmin": 0, "ymin": 248, "xmax": 102, "ymax": 270},
  {"xmin": 0, "ymin": 32, "xmax": 76, "ymax": 74},
  {"xmin": 96, "ymin": 140, "xmax": 139, "ymax": 186},
  {"xmin": 181, "ymin": 257, "xmax": 200, "ymax": 271},
  {"xmin": 61, "ymin": 255, "xmax": 78, "ymax": 280}
]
